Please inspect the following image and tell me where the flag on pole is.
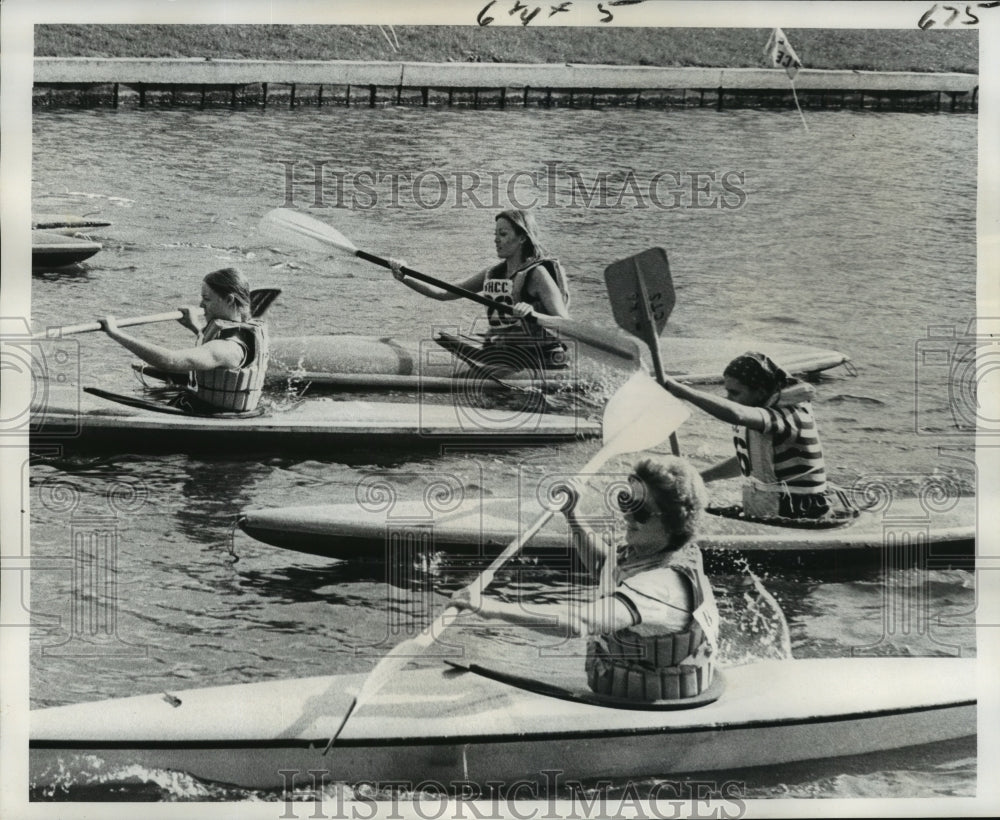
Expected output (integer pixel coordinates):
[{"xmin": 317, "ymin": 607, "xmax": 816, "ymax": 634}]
[{"xmin": 765, "ymin": 28, "xmax": 802, "ymax": 79}]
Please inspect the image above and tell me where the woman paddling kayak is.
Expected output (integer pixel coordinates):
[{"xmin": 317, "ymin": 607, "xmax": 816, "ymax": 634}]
[
  {"xmin": 390, "ymin": 209, "xmax": 572, "ymax": 376},
  {"xmin": 657, "ymin": 351, "xmax": 842, "ymax": 522},
  {"xmin": 452, "ymin": 456, "xmax": 719, "ymax": 702},
  {"xmin": 99, "ymin": 267, "xmax": 269, "ymax": 414}
]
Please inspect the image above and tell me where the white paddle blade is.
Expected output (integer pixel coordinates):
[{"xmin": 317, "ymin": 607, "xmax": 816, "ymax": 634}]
[
  {"xmin": 601, "ymin": 371, "xmax": 689, "ymax": 457},
  {"xmin": 258, "ymin": 208, "xmax": 358, "ymax": 255}
]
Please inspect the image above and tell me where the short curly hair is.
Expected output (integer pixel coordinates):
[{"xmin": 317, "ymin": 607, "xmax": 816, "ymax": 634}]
[{"xmin": 632, "ymin": 456, "xmax": 707, "ymax": 550}]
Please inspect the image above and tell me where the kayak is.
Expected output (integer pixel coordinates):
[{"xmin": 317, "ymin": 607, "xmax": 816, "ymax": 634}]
[
  {"xmin": 139, "ymin": 334, "xmax": 852, "ymax": 393},
  {"xmin": 32, "ymin": 213, "xmax": 111, "ymax": 233},
  {"xmin": 32, "ymin": 229, "xmax": 102, "ymax": 268},
  {"xmin": 265, "ymin": 334, "xmax": 852, "ymax": 390},
  {"xmin": 238, "ymin": 495, "xmax": 976, "ymax": 567},
  {"xmin": 29, "ymin": 656, "xmax": 976, "ymax": 790},
  {"xmin": 29, "ymin": 391, "xmax": 599, "ymax": 453}
]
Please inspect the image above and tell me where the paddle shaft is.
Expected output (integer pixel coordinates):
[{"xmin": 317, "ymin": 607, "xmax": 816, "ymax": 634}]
[
  {"xmin": 28, "ymin": 288, "xmax": 281, "ymax": 341},
  {"xmin": 29, "ymin": 310, "xmax": 185, "ymax": 341},
  {"xmin": 325, "ymin": 424, "xmax": 658, "ymax": 752},
  {"xmin": 633, "ymin": 263, "xmax": 680, "ymax": 456},
  {"xmin": 385, "ymin": 251, "xmax": 636, "ymax": 360},
  {"xmin": 260, "ymin": 208, "xmax": 639, "ymax": 365},
  {"xmin": 356, "ymin": 249, "xmax": 505, "ymax": 313}
]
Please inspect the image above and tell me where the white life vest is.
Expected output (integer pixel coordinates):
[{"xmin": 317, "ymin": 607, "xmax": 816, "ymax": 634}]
[{"xmin": 193, "ymin": 319, "xmax": 268, "ymax": 412}]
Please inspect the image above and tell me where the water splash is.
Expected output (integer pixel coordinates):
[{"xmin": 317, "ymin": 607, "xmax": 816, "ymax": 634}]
[{"xmin": 717, "ymin": 558, "xmax": 793, "ymax": 665}]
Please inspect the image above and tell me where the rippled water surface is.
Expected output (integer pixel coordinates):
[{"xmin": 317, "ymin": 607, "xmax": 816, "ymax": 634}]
[{"xmin": 24, "ymin": 104, "xmax": 978, "ymax": 802}]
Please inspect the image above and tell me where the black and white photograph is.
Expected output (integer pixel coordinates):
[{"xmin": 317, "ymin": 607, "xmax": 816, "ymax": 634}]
[{"xmin": 1, "ymin": 0, "xmax": 997, "ymax": 816}]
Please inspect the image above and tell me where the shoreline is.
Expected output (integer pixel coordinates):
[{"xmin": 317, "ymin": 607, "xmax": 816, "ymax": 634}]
[{"xmin": 33, "ymin": 58, "xmax": 978, "ymax": 112}]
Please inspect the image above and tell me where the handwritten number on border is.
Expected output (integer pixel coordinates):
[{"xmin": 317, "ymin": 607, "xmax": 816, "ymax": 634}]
[
  {"xmin": 918, "ymin": 2, "xmax": 998, "ymax": 28},
  {"xmin": 477, "ymin": 0, "xmax": 627, "ymax": 25}
]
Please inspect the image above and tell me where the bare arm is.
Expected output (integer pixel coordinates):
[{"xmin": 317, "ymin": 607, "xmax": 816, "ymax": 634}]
[
  {"xmin": 519, "ymin": 265, "xmax": 569, "ymax": 319},
  {"xmin": 451, "ymin": 588, "xmax": 634, "ymax": 637},
  {"xmin": 100, "ymin": 317, "xmax": 243, "ymax": 373},
  {"xmin": 659, "ymin": 374, "xmax": 768, "ymax": 431},
  {"xmin": 553, "ymin": 480, "xmax": 613, "ymax": 579},
  {"xmin": 390, "ymin": 260, "xmax": 486, "ymax": 301}
]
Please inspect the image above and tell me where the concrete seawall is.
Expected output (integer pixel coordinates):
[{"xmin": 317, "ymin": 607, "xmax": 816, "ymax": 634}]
[{"xmin": 33, "ymin": 57, "xmax": 979, "ymax": 112}]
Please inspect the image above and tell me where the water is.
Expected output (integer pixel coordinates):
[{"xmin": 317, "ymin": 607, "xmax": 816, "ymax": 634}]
[{"xmin": 22, "ymin": 105, "xmax": 978, "ymax": 802}]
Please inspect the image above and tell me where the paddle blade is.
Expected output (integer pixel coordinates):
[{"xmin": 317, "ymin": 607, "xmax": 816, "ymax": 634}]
[
  {"xmin": 259, "ymin": 208, "xmax": 359, "ymax": 256},
  {"xmin": 250, "ymin": 288, "xmax": 281, "ymax": 317},
  {"xmin": 600, "ymin": 371, "xmax": 689, "ymax": 458},
  {"xmin": 604, "ymin": 248, "xmax": 675, "ymax": 340}
]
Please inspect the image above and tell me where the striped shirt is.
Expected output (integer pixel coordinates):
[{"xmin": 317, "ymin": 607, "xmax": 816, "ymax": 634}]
[{"xmin": 733, "ymin": 401, "xmax": 828, "ymax": 495}]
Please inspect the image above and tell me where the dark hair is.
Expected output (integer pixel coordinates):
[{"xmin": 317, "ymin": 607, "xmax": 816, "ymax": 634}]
[
  {"xmin": 632, "ymin": 456, "xmax": 706, "ymax": 550},
  {"xmin": 723, "ymin": 351, "xmax": 794, "ymax": 398},
  {"xmin": 204, "ymin": 267, "xmax": 251, "ymax": 321}
]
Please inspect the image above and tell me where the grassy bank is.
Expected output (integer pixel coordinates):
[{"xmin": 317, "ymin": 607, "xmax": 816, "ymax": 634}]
[{"xmin": 35, "ymin": 25, "xmax": 978, "ymax": 73}]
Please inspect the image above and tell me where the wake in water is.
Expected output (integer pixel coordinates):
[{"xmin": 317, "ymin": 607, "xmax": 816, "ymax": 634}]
[{"xmin": 716, "ymin": 557, "xmax": 793, "ymax": 665}]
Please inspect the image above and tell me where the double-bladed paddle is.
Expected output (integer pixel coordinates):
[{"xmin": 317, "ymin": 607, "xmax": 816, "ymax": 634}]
[
  {"xmin": 324, "ymin": 370, "xmax": 690, "ymax": 749},
  {"xmin": 604, "ymin": 248, "xmax": 679, "ymax": 455},
  {"xmin": 258, "ymin": 208, "xmax": 641, "ymax": 372},
  {"xmin": 28, "ymin": 288, "xmax": 282, "ymax": 341}
]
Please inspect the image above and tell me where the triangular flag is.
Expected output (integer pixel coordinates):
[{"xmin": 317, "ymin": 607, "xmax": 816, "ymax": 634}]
[{"xmin": 765, "ymin": 27, "xmax": 802, "ymax": 79}]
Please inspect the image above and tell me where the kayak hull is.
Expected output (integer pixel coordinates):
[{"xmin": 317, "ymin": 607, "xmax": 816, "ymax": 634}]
[
  {"xmin": 32, "ymin": 212, "xmax": 112, "ymax": 231},
  {"xmin": 30, "ymin": 395, "xmax": 599, "ymax": 454},
  {"xmin": 238, "ymin": 495, "xmax": 976, "ymax": 568},
  {"xmin": 29, "ymin": 658, "xmax": 976, "ymax": 790},
  {"xmin": 266, "ymin": 335, "xmax": 852, "ymax": 390},
  {"xmin": 32, "ymin": 229, "xmax": 102, "ymax": 268}
]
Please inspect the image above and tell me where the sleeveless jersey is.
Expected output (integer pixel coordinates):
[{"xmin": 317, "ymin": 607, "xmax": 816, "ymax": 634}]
[{"xmin": 482, "ymin": 257, "xmax": 568, "ymax": 330}]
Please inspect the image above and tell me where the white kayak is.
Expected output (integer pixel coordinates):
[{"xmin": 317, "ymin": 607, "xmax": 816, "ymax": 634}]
[
  {"xmin": 30, "ymin": 392, "xmax": 599, "ymax": 453},
  {"xmin": 238, "ymin": 495, "xmax": 976, "ymax": 567},
  {"xmin": 265, "ymin": 334, "xmax": 852, "ymax": 390},
  {"xmin": 32, "ymin": 229, "xmax": 102, "ymax": 268},
  {"xmin": 29, "ymin": 657, "xmax": 976, "ymax": 790}
]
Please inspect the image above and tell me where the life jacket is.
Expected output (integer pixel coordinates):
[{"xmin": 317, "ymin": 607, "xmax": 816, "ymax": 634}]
[
  {"xmin": 733, "ymin": 381, "xmax": 829, "ymax": 518},
  {"xmin": 479, "ymin": 258, "xmax": 571, "ymax": 369},
  {"xmin": 192, "ymin": 319, "xmax": 269, "ymax": 413},
  {"xmin": 585, "ymin": 545, "xmax": 718, "ymax": 702},
  {"xmin": 482, "ymin": 257, "xmax": 569, "ymax": 330}
]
